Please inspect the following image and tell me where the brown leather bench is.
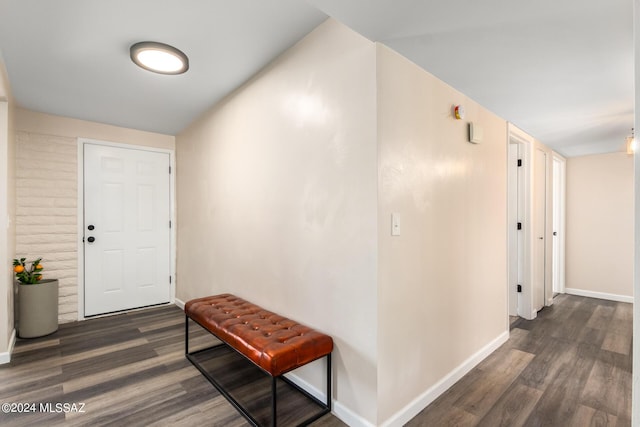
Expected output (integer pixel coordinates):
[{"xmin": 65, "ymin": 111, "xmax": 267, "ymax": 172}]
[{"xmin": 184, "ymin": 293, "xmax": 333, "ymax": 426}]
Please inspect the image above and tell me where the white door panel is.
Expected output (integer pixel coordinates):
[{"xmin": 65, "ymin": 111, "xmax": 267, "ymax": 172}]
[
  {"xmin": 84, "ymin": 144, "xmax": 171, "ymax": 316},
  {"xmin": 552, "ymin": 157, "xmax": 564, "ymax": 295},
  {"xmin": 533, "ymin": 148, "xmax": 546, "ymax": 312},
  {"xmin": 508, "ymin": 143, "xmax": 520, "ymax": 316}
]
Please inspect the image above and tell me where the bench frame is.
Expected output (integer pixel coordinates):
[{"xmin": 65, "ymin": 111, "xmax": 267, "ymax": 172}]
[{"xmin": 185, "ymin": 314, "xmax": 332, "ymax": 427}]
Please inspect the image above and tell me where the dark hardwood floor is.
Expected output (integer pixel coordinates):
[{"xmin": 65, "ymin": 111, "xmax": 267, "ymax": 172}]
[
  {"xmin": 408, "ymin": 294, "xmax": 632, "ymax": 426},
  {"xmin": 0, "ymin": 294, "xmax": 631, "ymax": 426},
  {"xmin": 0, "ymin": 305, "xmax": 346, "ymax": 427}
]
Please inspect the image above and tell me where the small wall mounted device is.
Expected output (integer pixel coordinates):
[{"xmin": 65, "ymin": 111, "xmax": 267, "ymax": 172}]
[{"xmin": 468, "ymin": 122, "xmax": 483, "ymax": 144}]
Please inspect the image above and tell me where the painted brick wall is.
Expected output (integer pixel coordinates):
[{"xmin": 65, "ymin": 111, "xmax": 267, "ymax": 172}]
[{"xmin": 15, "ymin": 131, "xmax": 77, "ymax": 323}]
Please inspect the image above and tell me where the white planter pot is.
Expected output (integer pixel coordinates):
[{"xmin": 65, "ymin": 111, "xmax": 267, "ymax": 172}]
[{"xmin": 16, "ymin": 279, "xmax": 59, "ymax": 338}]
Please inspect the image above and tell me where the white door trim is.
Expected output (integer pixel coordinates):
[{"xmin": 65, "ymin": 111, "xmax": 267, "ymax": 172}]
[
  {"xmin": 0, "ymin": 101, "xmax": 14, "ymax": 361},
  {"xmin": 551, "ymin": 151, "xmax": 566, "ymax": 296},
  {"xmin": 77, "ymin": 138, "xmax": 176, "ymax": 320}
]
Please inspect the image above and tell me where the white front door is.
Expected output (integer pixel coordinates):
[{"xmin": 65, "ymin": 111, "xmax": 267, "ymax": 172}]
[{"xmin": 84, "ymin": 143, "xmax": 171, "ymax": 316}]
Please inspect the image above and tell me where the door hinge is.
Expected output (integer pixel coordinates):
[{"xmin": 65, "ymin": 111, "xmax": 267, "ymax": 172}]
[
  {"xmin": 517, "ymin": 284, "xmax": 522, "ymax": 293},
  {"xmin": 169, "ymin": 276, "xmax": 172, "ymax": 284},
  {"xmin": 517, "ymin": 159, "xmax": 522, "ymax": 167},
  {"xmin": 169, "ymin": 166, "xmax": 172, "ymax": 174},
  {"xmin": 169, "ymin": 220, "xmax": 172, "ymax": 228},
  {"xmin": 517, "ymin": 222, "xmax": 522, "ymax": 230}
]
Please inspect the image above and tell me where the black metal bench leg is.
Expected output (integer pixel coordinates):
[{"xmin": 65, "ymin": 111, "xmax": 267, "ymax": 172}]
[
  {"xmin": 184, "ymin": 314, "xmax": 189, "ymax": 355},
  {"xmin": 272, "ymin": 376, "xmax": 277, "ymax": 427},
  {"xmin": 327, "ymin": 353, "xmax": 332, "ymax": 410}
]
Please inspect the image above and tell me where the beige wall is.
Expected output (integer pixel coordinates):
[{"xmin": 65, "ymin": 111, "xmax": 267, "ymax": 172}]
[
  {"xmin": 176, "ymin": 19, "xmax": 379, "ymax": 424},
  {"xmin": 566, "ymin": 152, "xmax": 633, "ymax": 299},
  {"xmin": 16, "ymin": 109, "xmax": 175, "ymax": 150},
  {"xmin": 0, "ymin": 54, "xmax": 16, "ymax": 361},
  {"xmin": 376, "ymin": 45, "xmax": 508, "ymax": 423},
  {"xmin": 177, "ymin": 21, "xmax": 511, "ymax": 424},
  {"xmin": 15, "ymin": 109, "xmax": 175, "ymax": 323}
]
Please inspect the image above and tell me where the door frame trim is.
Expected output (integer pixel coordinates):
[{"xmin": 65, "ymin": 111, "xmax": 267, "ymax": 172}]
[
  {"xmin": 76, "ymin": 138, "xmax": 176, "ymax": 320},
  {"xmin": 551, "ymin": 152, "xmax": 566, "ymax": 296}
]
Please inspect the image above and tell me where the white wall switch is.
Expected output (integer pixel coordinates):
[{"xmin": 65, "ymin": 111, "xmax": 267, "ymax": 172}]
[
  {"xmin": 391, "ymin": 213, "xmax": 401, "ymax": 236},
  {"xmin": 469, "ymin": 122, "xmax": 483, "ymax": 144}
]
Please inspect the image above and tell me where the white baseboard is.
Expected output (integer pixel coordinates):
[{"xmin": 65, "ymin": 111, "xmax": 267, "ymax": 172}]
[
  {"xmin": 282, "ymin": 365, "xmax": 377, "ymax": 426},
  {"xmin": 284, "ymin": 372, "xmax": 326, "ymax": 403},
  {"xmin": 380, "ymin": 330, "xmax": 510, "ymax": 427},
  {"xmin": 0, "ymin": 329, "xmax": 16, "ymax": 365},
  {"xmin": 174, "ymin": 298, "xmax": 186, "ymax": 310},
  {"xmin": 565, "ymin": 288, "xmax": 633, "ymax": 304},
  {"xmin": 285, "ymin": 370, "xmax": 374, "ymax": 426},
  {"xmin": 333, "ymin": 400, "xmax": 376, "ymax": 427}
]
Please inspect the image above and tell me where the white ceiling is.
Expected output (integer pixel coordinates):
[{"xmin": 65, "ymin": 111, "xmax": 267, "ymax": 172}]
[{"xmin": 0, "ymin": 1, "xmax": 633, "ymax": 157}]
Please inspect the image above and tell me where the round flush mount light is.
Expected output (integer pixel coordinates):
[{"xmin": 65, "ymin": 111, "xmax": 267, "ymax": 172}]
[{"xmin": 130, "ymin": 41, "xmax": 189, "ymax": 75}]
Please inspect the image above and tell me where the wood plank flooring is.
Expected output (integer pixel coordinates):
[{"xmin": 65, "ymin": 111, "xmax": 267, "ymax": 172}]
[
  {"xmin": 407, "ymin": 294, "xmax": 632, "ymax": 427},
  {"xmin": 0, "ymin": 306, "xmax": 346, "ymax": 427},
  {"xmin": 0, "ymin": 294, "xmax": 632, "ymax": 426}
]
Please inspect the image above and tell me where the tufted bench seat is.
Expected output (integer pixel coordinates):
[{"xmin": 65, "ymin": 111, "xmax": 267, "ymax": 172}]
[
  {"xmin": 185, "ymin": 293, "xmax": 333, "ymax": 376},
  {"xmin": 184, "ymin": 293, "xmax": 333, "ymax": 426}
]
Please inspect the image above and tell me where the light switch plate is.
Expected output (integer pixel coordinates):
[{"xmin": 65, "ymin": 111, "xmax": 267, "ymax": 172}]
[
  {"xmin": 469, "ymin": 122, "xmax": 483, "ymax": 144},
  {"xmin": 391, "ymin": 213, "xmax": 401, "ymax": 236}
]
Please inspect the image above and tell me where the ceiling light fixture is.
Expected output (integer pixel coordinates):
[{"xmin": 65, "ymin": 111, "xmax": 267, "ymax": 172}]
[{"xmin": 130, "ymin": 41, "xmax": 189, "ymax": 75}]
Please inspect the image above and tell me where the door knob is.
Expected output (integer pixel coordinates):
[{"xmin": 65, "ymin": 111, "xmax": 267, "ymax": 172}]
[{"xmin": 87, "ymin": 236, "xmax": 96, "ymax": 243}]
